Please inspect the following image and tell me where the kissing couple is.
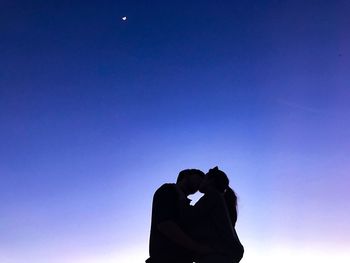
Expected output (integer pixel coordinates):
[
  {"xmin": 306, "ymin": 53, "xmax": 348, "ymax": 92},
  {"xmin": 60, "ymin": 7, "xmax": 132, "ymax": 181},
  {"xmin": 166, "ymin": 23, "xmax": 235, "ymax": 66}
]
[{"xmin": 146, "ymin": 167, "xmax": 244, "ymax": 263}]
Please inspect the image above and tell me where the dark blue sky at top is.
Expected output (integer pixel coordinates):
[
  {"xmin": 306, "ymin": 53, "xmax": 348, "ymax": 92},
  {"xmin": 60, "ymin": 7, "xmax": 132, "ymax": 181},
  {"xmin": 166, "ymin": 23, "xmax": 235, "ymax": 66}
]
[
  {"xmin": 1, "ymin": 1, "xmax": 350, "ymax": 261},
  {"xmin": 1, "ymin": 0, "xmax": 349, "ymax": 201},
  {"xmin": 2, "ymin": 2, "xmax": 348, "ymax": 137}
]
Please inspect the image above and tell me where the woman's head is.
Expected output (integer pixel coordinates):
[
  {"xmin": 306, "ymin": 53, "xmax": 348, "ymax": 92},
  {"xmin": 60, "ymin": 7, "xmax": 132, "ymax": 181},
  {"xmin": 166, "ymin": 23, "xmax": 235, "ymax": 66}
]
[
  {"xmin": 199, "ymin": 166, "xmax": 229, "ymax": 193},
  {"xmin": 200, "ymin": 166, "xmax": 239, "ymax": 226}
]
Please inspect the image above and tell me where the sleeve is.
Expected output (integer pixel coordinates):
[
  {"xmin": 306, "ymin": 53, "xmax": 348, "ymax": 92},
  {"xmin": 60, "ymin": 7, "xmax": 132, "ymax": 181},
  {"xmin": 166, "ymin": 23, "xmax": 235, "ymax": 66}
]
[{"xmin": 152, "ymin": 185, "xmax": 178, "ymax": 224}]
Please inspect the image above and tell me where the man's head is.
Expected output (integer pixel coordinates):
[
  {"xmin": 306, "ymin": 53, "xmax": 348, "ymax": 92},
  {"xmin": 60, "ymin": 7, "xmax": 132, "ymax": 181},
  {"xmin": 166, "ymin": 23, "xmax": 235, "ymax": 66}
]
[{"xmin": 176, "ymin": 169, "xmax": 205, "ymax": 195}]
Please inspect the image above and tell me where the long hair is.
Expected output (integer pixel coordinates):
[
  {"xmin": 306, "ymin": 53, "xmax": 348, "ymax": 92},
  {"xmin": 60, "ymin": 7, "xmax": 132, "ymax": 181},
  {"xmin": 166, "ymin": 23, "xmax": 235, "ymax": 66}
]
[
  {"xmin": 224, "ymin": 186, "xmax": 238, "ymax": 226},
  {"xmin": 207, "ymin": 167, "xmax": 238, "ymax": 226}
]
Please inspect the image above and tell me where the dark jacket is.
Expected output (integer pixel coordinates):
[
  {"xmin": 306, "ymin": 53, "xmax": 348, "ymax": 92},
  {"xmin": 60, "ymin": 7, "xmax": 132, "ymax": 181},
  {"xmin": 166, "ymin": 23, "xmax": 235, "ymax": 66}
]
[{"xmin": 147, "ymin": 183, "xmax": 193, "ymax": 263}]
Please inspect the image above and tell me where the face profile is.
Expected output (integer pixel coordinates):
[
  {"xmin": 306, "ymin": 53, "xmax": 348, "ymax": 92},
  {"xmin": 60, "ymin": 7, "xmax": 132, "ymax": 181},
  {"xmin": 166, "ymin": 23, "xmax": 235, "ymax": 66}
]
[
  {"xmin": 198, "ymin": 174, "xmax": 211, "ymax": 193},
  {"xmin": 186, "ymin": 173, "xmax": 205, "ymax": 194},
  {"xmin": 176, "ymin": 169, "xmax": 205, "ymax": 195}
]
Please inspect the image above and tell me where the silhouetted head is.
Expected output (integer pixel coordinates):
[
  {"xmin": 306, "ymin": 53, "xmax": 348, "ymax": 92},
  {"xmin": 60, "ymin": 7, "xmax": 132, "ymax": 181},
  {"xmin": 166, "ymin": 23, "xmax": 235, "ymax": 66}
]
[
  {"xmin": 199, "ymin": 166, "xmax": 229, "ymax": 193},
  {"xmin": 200, "ymin": 166, "xmax": 239, "ymax": 225},
  {"xmin": 176, "ymin": 169, "xmax": 205, "ymax": 195}
]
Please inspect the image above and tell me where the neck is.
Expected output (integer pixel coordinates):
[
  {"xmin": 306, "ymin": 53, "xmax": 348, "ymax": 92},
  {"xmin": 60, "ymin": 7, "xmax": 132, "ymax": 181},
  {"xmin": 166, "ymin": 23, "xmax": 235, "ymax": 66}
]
[
  {"xmin": 176, "ymin": 181, "xmax": 189, "ymax": 196},
  {"xmin": 206, "ymin": 186, "xmax": 220, "ymax": 194}
]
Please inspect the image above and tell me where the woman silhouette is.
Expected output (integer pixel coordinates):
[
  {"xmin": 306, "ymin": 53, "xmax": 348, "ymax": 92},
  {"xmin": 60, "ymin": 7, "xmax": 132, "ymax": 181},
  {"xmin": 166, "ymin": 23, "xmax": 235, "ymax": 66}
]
[{"xmin": 184, "ymin": 167, "xmax": 244, "ymax": 263}]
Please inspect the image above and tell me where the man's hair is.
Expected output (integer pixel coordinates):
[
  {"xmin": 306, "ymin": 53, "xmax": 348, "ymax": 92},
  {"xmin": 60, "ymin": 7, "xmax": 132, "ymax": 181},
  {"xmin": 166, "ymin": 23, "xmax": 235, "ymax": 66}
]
[{"xmin": 176, "ymin": 169, "xmax": 205, "ymax": 183}]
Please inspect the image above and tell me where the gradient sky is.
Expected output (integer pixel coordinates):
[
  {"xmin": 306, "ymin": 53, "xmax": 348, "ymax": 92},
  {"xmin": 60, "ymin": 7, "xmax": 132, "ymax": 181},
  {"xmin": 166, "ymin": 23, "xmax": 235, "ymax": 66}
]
[{"xmin": 1, "ymin": 1, "xmax": 350, "ymax": 263}]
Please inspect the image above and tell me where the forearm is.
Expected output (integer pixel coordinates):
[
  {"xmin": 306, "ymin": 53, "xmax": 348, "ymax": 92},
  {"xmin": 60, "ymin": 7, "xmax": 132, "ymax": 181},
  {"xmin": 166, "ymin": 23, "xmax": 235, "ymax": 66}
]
[{"xmin": 157, "ymin": 221, "xmax": 201, "ymax": 252}]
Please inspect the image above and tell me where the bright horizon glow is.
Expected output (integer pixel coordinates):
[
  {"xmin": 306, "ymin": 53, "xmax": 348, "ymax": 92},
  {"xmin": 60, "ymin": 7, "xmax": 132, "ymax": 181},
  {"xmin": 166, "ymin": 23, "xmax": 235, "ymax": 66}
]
[{"xmin": 77, "ymin": 247, "xmax": 350, "ymax": 263}]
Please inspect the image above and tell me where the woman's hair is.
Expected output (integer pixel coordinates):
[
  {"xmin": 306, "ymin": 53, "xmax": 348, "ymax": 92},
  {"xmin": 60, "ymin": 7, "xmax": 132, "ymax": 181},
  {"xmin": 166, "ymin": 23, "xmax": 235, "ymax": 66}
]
[
  {"xmin": 207, "ymin": 166, "xmax": 238, "ymax": 226},
  {"xmin": 224, "ymin": 186, "xmax": 238, "ymax": 226}
]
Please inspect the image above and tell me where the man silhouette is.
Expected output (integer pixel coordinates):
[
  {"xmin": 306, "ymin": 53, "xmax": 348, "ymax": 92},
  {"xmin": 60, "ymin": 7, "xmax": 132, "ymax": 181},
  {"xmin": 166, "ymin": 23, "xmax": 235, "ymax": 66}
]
[{"xmin": 146, "ymin": 169, "xmax": 208, "ymax": 263}]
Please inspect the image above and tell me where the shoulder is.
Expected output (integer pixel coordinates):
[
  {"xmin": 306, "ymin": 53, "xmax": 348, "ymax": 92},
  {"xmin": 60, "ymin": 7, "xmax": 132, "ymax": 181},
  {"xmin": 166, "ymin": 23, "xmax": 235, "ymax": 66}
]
[
  {"xmin": 203, "ymin": 190, "xmax": 226, "ymax": 208},
  {"xmin": 156, "ymin": 183, "xmax": 176, "ymax": 193},
  {"xmin": 154, "ymin": 183, "xmax": 177, "ymax": 198}
]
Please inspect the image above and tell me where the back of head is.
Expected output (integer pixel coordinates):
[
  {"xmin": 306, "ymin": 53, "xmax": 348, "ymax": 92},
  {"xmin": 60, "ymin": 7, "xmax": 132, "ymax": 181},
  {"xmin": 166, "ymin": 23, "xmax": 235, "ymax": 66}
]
[
  {"xmin": 206, "ymin": 166, "xmax": 229, "ymax": 193},
  {"xmin": 176, "ymin": 168, "xmax": 205, "ymax": 183},
  {"xmin": 207, "ymin": 166, "xmax": 238, "ymax": 226}
]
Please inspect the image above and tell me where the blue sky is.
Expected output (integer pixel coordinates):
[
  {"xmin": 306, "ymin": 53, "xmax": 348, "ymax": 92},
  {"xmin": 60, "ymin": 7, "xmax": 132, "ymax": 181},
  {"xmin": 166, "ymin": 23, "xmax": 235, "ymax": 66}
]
[{"xmin": 1, "ymin": 1, "xmax": 350, "ymax": 262}]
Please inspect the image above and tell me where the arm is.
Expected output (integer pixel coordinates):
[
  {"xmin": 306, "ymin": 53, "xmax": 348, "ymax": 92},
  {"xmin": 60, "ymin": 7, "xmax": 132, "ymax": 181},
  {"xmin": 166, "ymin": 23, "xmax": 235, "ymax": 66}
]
[
  {"xmin": 153, "ymin": 185, "xmax": 211, "ymax": 254},
  {"xmin": 157, "ymin": 220, "xmax": 206, "ymax": 252}
]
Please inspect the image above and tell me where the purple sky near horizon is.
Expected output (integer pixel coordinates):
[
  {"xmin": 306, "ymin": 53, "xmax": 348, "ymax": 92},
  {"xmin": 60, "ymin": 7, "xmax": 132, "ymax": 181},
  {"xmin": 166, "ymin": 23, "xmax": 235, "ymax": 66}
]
[{"xmin": 1, "ymin": 1, "xmax": 350, "ymax": 262}]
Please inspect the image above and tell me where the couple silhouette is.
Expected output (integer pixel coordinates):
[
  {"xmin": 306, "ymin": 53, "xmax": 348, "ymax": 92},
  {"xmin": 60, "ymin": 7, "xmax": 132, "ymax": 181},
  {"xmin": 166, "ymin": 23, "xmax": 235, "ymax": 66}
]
[{"xmin": 146, "ymin": 167, "xmax": 244, "ymax": 263}]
